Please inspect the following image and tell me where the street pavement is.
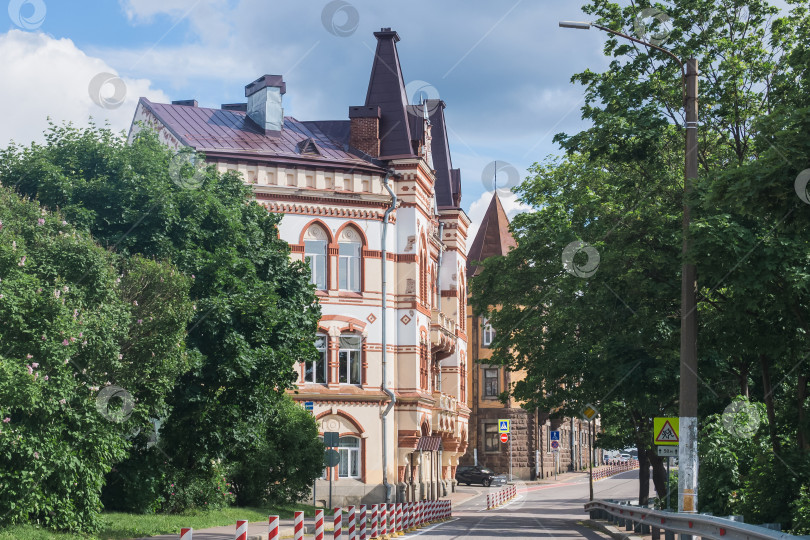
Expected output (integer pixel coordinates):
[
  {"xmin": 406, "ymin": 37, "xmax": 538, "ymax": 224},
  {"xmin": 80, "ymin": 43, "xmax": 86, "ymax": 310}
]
[
  {"xmin": 139, "ymin": 470, "xmax": 640, "ymax": 539},
  {"xmin": 409, "ymin": 470, "xmax": 639, "ymax": 540}
]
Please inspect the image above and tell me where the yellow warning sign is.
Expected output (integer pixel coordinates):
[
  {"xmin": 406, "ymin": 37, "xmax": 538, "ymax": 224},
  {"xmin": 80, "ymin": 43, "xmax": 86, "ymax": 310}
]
[{"xmin": 654, "ymin": 417, "xmax": 679, "ymax": 446}]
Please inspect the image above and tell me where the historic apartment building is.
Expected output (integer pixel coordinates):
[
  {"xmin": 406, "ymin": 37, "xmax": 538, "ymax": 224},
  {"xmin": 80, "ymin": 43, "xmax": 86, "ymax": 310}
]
[
  {"xmin": 463, "ymin": 193, "xmax": 597, "ymax": 479},
  {"xmin": 128, "ymin": 28, "xmax": 469, "ymax": 506}
]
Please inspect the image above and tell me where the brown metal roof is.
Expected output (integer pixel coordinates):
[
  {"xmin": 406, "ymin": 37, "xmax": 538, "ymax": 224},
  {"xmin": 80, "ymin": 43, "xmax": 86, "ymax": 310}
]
[
  {"xmin": 138, "ymin": 98, "xmax": 386, "ymax": 174},
  {"xmin": 407, "ymin": 100, "xmax": 461, "ymax": 209},
  {"xmin": 362, "ymin": 28, "xmax": 416, "ymax": 159},
  {"xmin": 467, "ymin": 193, "xmax": 517, "ymax": 275},
  {"xmin": 415, "ymin": 436, "xmax": 443, "ymax": 452}
]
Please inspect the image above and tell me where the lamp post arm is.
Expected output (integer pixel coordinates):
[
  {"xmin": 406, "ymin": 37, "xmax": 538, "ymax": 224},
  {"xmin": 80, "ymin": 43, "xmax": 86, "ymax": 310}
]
[
  {"xmin": 590, "ymin": 23, "xmax": 686, "ymax": 103},
  {"xmin": 591, "ymin": 23, "xmax": 684, "ymax": 73}
]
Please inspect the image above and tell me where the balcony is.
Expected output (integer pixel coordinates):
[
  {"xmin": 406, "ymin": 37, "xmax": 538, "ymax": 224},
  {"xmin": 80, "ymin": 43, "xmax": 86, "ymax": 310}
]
[
  {"xmin": 430, "ymin": 310, "xmax": 456, "ymax": 354},
  {"xmin": 431, "ymin": 392, "xmax": 459, "ymax": 435}
]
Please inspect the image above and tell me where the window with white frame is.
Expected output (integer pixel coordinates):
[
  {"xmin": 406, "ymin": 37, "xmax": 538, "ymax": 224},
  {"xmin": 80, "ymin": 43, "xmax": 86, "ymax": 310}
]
[
  {"xmin": 482, "ymin": 317, "xmax": 495, "ymax": 347},
  {"xmin": 339, "ymin": 334, "xmax": 362, "ymax": 385},
  {"xmin": 305, "ymin": 240, "xmax": 327, "ymax": 289},
  {"xmin": 483, "ymin": 368, "xmax": 499, "ymax": 398},
  {"xmin": 337, "ymin": 436, "xmax": 361, "ymax": 478},
  {"xmin": 338, "ymin": 227, "xmax": 362, "ymax": 292},
  {"xmin": 304, "ymin": 334, "xmax": 328, "ymax": 384}
]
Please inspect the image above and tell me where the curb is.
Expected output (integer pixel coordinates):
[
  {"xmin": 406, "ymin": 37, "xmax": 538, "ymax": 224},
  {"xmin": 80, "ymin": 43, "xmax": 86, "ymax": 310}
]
[{"xmin": 582, "ymin": 519, "xmax": 645, "ymax": 540}]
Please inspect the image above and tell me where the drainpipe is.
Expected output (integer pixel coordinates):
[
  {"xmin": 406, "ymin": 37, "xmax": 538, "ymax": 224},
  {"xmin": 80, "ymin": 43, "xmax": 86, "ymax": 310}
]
[{"xmin": 381, "ymin": 170, "xmax": 397, "ymax": 503}]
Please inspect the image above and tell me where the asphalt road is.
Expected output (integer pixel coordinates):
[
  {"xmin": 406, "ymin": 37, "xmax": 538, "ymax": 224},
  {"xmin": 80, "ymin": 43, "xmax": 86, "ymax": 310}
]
[{"xmin": 408, "ymin": 470, "xmax": 640, "ymax": 540}]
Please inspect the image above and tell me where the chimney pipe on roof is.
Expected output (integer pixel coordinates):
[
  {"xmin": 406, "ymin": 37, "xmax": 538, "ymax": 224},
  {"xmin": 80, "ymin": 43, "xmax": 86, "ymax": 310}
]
[{"xmin": 245, "ymin": 75, "xmax": 286, "ymax": 135}]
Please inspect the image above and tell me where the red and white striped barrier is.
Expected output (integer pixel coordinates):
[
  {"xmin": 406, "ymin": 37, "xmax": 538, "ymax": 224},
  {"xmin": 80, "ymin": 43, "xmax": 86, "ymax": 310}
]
[
  {"xmin": 348, "ymin": 506, "xmax": 356, "ymax": 540},
  {"xmin": 396, "ymin": 503, "xmax": 403, "ymax": 535},
  {"xmin": 370, "ymin": 504, "xmax": 378, "ymax": 539},
  {"xmin": 407, "ymin": 502, "xmax": 414, "ymax": 530},
  {"xmin": 269, "ymin": 515, "xmax": 279, "ymax": 540},
  {"xmin": 294, "ymin": 511, "xmax": 304, "ymax": 540},
  {"xmin": 334, "ymin": 507, "xmax": 342, "ymax": 540},
  {"xmin": 180, "ymin": 528, "xmax": 192, "ymax": 540},
  {"xmin": 315, "ymin": 510, "xmax": 324, "ymax": 540},
  {"xmin": 590, "ymin": 460, "xmax": 640, "ymax": 481},
  {"xmin": 387, "ymin": 503, "xmax": 394, "ymax": 537},
  {"xmin": 485, "ymin": 486, "xmax": 518, "ymax": 510},
  {"xmin": 359, "ymin": 505, "xmax": 367, "ymax": 540},
  {"xmin": 235, "ymin": 520, "xmax": 248, "ymax": 540}
]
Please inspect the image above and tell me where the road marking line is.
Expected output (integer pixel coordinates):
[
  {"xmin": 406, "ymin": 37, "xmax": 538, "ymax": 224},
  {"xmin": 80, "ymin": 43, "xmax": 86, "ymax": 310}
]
[{"xmin": 407, "ymin": 517, "xmax": 459, "ymax": 536}]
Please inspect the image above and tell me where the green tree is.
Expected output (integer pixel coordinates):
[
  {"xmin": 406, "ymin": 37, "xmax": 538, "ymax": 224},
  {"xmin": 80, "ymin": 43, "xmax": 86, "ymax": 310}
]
[
  {"xmin": 0, "ymin": 185, "xmax": 193, "ymax": 532},
  {"xmin": 473, "ymin": 0, "xmax": 810, "ymax": 515},
  {"xmin": 0, "ymin": 123, "xmax": 322, "ymax": 510}
]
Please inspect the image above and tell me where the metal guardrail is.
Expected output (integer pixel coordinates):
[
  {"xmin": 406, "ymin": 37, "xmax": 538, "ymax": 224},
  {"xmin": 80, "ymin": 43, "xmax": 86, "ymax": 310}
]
[{"xmin": 585, "ymin": 499, "xmax": 807, "ymax": 540}]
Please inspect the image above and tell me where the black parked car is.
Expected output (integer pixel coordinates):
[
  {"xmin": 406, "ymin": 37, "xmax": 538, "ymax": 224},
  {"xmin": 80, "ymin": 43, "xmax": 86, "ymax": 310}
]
[{"xmin": 455, "ymin": 465, "xmax": 497, "ymax": 487}]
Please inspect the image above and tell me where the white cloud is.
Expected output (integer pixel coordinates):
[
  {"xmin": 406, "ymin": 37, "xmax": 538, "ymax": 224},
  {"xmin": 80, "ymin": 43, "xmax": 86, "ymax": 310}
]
[
  {"xmin": 466, "ymin": 189, "xmax": 531, "ymax": 245},
  {"xmin": 0, "ymin": 30, "xmax": 169, "ymax": 147}
]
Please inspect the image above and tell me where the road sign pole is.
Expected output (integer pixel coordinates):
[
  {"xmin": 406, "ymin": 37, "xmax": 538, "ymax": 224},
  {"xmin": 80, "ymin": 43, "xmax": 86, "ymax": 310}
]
[
  {"xmin": 666, "ymin": 457, "xmax": 671, "ymax": 511},
  {"xmin": 509, "ymin": 433, "xmax": 513, "ymax": 482},
  {"xmin": 588, "ymin": 420, "xmax": 593, "ymax": 501}
]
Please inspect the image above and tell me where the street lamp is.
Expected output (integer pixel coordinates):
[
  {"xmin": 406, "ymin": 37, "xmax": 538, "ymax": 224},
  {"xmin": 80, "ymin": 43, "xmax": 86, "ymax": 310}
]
[{"xmin": 559, "ymin": 20, "xmax": 699, "ymax": 515}]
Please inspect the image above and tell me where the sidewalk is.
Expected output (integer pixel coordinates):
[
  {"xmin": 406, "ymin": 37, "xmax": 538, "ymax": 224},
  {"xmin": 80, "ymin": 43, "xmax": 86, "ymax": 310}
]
[{"xmin": 137, "ymin": 473, "xmax": 590, "ymax": 540}]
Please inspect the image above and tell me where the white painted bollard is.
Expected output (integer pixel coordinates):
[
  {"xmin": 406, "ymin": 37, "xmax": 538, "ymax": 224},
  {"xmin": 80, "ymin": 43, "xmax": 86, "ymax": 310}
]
[
  {"xmin": 348, "ymin": 506, "xmax": 356, "ymax": 540},
  {"xmin": 334, "ymin": 507, "xmax": 342, "ymax": 540},
  {"xmin": 235, "ymin": 520, "xmax": 248, "ymax": 540},
  {"xmin": 269, "ymin": 515, "xmax": 280, "ymax": 540},
  {"xmin": 294, "ymin": 511, "xmax": 304, "ymax": 540},
  {"xmin": 315, "ymin": 510, "xmax": 324, "ymax": 540},
  {"xmin": 359, "ymin": 505, "xmax": 367, "ymax": 540},
  {"xmin": 379, "ymin": 504, "xmax": 386, "ymax": 538},
  {"xmin": 180, "ymin": 528, "xmax": 192, "ymax": 540},
  {"xmin": 370, "ymin": 504, "xmax": 378, "ymax": 539}
]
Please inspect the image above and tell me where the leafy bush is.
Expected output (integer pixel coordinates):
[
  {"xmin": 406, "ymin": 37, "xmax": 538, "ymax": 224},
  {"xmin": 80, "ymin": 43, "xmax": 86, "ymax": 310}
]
[
  {"xmin": 103, "ymin": 447, "xmax": 234, "ymax": 514},
  {"xmin": 792, "ymin": 485, "xmax": 810, "ymax": 534},
  {"xmin": 698, "ymin": 398, "xmax": 766, "ymax": 517},
  {"xmin": 228, "ymin": 395, "xmax": 324, "ymax": 506},
  {"xmin": 0, "ymin": 186, "xmax": 193, "ymax": 532}
]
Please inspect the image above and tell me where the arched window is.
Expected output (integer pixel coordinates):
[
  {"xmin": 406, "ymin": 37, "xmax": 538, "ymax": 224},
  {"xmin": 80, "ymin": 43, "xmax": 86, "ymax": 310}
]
[
  {"xmin": 338, "ymin": 227, "xmax": 362, "ymax": 292},
  {"xmin": 304, "ymin": 334, "xmax": 328, "ymax": 384},
  {"xmin": 304, "ymin": 224, "xmax": 329, "ymax": 290},
  {"xmin": 338, "ymin": 334, "xmax": 362, "ymax": 385},
  {"xmin": 337, "ymin": 436, "xmax": 361, "ymax": 478}
]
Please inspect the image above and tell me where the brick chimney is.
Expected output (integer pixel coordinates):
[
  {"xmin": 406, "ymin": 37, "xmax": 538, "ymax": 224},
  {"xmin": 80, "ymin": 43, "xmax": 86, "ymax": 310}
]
[
  {"xmin": 349, "ymin": 105, "xmax": 381, "ymax": 157},
  {"xmin": 245, "ymin": 75, "xmax": 286, "ymax": 135}
]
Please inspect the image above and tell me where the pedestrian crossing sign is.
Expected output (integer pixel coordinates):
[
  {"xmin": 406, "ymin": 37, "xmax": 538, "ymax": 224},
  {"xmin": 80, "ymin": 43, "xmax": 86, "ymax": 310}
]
[
  {"xmin": 498, "ymin": 419, "xmax": 510, "ymax": 434},
  {"xmin": 654, "ymin": 417, "xmax": 679, "ymax": 446}
]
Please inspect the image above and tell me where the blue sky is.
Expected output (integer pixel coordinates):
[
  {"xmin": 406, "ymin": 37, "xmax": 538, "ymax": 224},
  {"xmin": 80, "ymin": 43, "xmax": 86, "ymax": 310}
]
[{"xmin": 0, "ymin": 0, "xmax": 645, "ymax": 235}]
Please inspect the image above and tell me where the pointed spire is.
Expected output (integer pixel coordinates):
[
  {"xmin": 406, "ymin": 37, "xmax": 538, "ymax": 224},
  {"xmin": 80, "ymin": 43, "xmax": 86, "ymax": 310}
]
[
  {"xmin": 467, "ymin": 192, "xmax": 517, "ymax": 275},
  {"xmin": 363, "ymin": 28, "xmax": 414, "ymax": 158}
]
